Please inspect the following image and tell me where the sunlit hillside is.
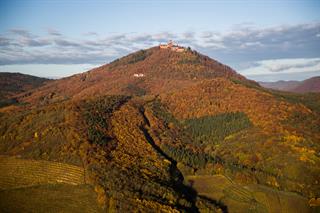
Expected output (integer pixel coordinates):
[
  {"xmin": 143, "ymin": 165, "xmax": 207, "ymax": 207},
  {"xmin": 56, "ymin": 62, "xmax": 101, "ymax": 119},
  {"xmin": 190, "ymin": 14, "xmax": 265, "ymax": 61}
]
[{"xmin": 0, "ymin": 45, "xmax": 319, "ymax": 212}]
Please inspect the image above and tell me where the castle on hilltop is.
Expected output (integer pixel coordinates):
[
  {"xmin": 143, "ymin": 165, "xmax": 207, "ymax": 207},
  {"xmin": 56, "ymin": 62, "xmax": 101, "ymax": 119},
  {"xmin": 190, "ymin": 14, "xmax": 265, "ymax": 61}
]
[{"xmin": 159, "ymin": 40, "xmax": 185, "ymax": 52}]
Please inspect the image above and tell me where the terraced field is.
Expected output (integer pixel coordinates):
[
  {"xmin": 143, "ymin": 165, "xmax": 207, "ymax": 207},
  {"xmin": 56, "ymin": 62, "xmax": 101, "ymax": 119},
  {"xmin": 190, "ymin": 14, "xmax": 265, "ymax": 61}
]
[
  {"xmin": 0, "ymin": 156, "xmax": 87, "ymax": 189},
  {"xmin": 0, "ymin": 156, "xmax": 102, "ymax": 212},
  {"xmin": 186, "ymin": 175, "xmax": 311, "ymax": 213}
]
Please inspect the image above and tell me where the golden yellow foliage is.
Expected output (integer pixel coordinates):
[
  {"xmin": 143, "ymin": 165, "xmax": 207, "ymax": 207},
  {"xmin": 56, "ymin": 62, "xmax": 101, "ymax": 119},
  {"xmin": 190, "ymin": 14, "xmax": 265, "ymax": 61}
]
[
  {"xmin": 283, "ymin": 134, "xmax": 303, "ymax": 143},
  {"xmin": 94, "ymin": 185, "xmax": 106, "ymax": 207},
  {"xmin": 309, "ymin": 198, "xmax": 320, "ymax": 206}
]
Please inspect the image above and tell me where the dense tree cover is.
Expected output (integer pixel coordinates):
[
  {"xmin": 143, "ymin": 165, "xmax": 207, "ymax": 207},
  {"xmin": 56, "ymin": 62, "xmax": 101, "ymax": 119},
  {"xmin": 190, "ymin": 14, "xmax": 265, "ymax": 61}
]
[
  {"xmin": 0, "ymin": 102, "xmax": 82, "ymax": 165},
  {"xmin": 81, "ymin": 95, "xmax": 130, "ymax": 145},
  {"xmin": 1, "ymin": 46, "xmax": 319, "ymax": 211},
  {"xmin": 145, "ymin": 98, "xmax": 320, "ymax": 199},
  {"xmin": 147, "ymin": 100, "xmax": 247, "ymax": 168},
  {"xmin": 216, "ymin": 129, "xmax": 320, "ymax": 198},
  {"xmin": 160, "ymin": 78, "xmax": 316, "ymax": 135},
  {"xmin": 184, "ymin": 112, "xmax": 253, "ymax": 144},
  {"xmin": 148, "ymin": 102, "xmax": 254, "ymax": 171},
  {"xmin": 161, "ymin": 144, "xmax": 216, "ymax": 168},
  {"xmin": 0, "ymin": 96, "xmax": 223, "ymax": 211},
  {"xmin": 78, "ymin": 99, "xmax": 223, "ymax": 212},
  {"xmin": 232, "ymin": 76, "xmax": 320, "ymax": 115},
  {"xmin": 79, "ymin": 98, "xmax": 184, "ymax": 210},
  {"xmin": 148, "ymin": 99, "xmax": 180, "ymax": 127}
]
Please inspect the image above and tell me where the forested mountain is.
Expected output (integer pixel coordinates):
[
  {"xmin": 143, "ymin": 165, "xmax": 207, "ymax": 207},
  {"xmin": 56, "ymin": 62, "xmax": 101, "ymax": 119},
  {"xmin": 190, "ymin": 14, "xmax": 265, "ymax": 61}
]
[{"xmin": 0, "ymin": 46, "xmax": 319, "ymax": 212}]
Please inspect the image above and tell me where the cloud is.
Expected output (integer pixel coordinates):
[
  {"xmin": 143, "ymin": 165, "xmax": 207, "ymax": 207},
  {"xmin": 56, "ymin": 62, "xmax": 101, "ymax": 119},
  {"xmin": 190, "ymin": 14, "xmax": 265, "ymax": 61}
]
[
  {"xmin": 238, "ymin": 58, "xmax": 320, "ymax": 82},
  {"xmin": 265, "ymin": 59, "xmax": 320, "ymax": 72},
  {"xmin": 54, "ymin": 39, "xmax": 81, "ymax": 47},
  {"xmin": 209, "ymin": 23, "xmax": 320, "ymax": 54},
  {"xmin": 240, "ymin": 41, "xmax": 264, "ymax": 49},
  {"xmin": 200, "ymin": 31, "xmax": 213, "ymax": 39},
  {"xmin": 0, "ymin": 36, "xmax": 11, "ymax": 46},
  {"xmin": 83, "ymin": 32, "xmax": 98, "ymax": 36},
  {"xmin": 10, "ymin": 29, "xmax": 31, "ymax": 37},
  {"xmin": 239, "ymin": 58, "xmax": 320, "ymax": 76},
  {"xmin": 183, "ymin": 31, "xmax": 195, "ymax": 39},
  {"xmin": 47, "ymin": 28, "xmax": 62, "ymax": 36},
  {"xmin": 152, "ymin": 32, "xmax": 177, "ymax": 42},
  {"xmin": 0, "ymin": 22, "xmax": 319, "ymax": 68},
  {"xmin": 21, "ymin": 38, "xmax": 51, "ymax": 47}
]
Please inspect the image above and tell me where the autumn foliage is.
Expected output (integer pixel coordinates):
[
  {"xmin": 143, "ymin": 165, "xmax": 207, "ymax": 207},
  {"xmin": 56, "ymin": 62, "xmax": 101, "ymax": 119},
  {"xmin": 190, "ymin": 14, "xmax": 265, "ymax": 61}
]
[{"xmin": 0, "ymin": 46, "xmax": 319, "ymax": 212}]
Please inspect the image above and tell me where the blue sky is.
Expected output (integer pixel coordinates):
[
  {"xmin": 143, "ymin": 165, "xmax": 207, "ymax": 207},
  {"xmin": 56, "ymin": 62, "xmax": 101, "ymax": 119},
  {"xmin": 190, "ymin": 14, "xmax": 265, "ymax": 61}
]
[{"xmin": 0, "ymin": 0, "xmax": 320, "ymax": 81}]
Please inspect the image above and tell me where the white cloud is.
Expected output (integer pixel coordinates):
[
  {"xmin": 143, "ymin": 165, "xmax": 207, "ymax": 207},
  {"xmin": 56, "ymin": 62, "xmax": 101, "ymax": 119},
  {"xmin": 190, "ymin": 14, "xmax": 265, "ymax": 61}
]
[
  {"xmin": 47, "ymin": 28, "xmax": 62, "ymax": 36},
  {"xmin": 239, "ymin": 58, "xmax": 320, "ymax": 76},
  {"xmin": 240, "ymin": 41, "xmax": 264, "ymax": 49}
]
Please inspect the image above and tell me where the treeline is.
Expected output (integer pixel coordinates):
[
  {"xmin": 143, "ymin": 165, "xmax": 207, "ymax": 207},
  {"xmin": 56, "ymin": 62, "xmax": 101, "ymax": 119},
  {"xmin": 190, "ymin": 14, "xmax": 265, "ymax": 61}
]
[
  {"xmin": 184, "ymin": 112, "xmax": 253, "ymax": 144},
  {"xmin": 82, "ymin": 95, "xmax": 130, "ymax": 145}
]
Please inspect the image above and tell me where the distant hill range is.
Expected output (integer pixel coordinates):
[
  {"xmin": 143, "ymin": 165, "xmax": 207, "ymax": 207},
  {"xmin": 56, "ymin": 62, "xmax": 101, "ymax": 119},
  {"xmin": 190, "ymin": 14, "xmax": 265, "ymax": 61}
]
[
  {"xmin": 0, "ymin": 72, "xmax": 51, "ymax": 107},
  {"xmin": 0, "ymin": 72, "xmax": 51, "ymax": 99},
  {"xmin": 259, "ymin": 76, "xmax": 320, "ymax": 93}
]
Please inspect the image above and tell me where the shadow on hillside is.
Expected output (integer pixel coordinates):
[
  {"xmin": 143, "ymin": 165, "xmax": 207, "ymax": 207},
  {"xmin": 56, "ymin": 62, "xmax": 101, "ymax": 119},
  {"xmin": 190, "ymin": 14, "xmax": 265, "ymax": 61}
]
[{"xmin": 139, "ymin": 106, "xmax": 228, "ymax": 212}]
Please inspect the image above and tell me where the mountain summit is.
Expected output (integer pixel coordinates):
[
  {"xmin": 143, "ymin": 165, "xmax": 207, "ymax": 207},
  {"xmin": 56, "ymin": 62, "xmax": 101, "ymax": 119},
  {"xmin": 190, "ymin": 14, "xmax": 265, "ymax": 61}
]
[{"xmin": 19, "ymin": 45, "xmax": 255, "ymax": 104}]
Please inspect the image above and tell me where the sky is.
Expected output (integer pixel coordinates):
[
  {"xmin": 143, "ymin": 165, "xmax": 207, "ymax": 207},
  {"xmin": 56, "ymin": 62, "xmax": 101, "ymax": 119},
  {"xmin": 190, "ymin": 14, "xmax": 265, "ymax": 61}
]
[{"xmin": 0, "ymin": 0, "xmax": 320, "ymax": 81}]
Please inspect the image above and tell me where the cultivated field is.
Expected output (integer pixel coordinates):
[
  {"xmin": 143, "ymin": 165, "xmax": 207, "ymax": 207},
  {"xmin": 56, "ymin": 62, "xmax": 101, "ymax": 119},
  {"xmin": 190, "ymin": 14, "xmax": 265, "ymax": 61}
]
[
  {"xmin": 0, "ymin": 155, "xmax": 86, "ymax": 189},
  {"xmin": 0, "ymin": 155, "xmax": 101, "ymax": 212},
  {"xmin": 0, "ymin": 184, "xmax": 102, "ymax": 213},
  {"xmin": 186, "ymin": 175, "xmax": 311, "ymax": 213}
]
